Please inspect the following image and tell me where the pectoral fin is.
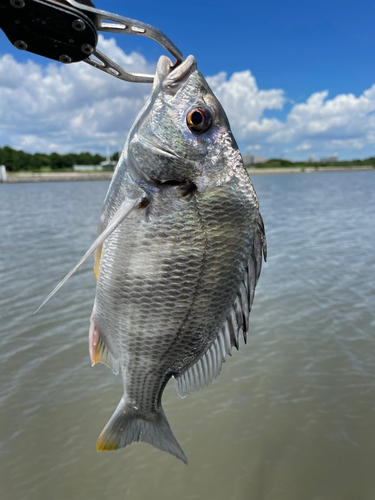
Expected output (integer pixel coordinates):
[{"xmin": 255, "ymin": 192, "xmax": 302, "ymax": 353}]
[
  {"xmin": 94, "ymin": 244, "xmax": 102, "ymax": 280},
  {"xmin": 93, "ymin": 219, "xmax": 106, "ymax": 280},
  {"xmin": 35, "ymin": 191, "xmax": 147, "ymax": 313}
]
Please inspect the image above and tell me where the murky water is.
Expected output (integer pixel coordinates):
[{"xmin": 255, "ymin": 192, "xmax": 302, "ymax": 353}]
[{"xmin": 0, "ymin": 172, "xmax": 374, "ymax": 500}]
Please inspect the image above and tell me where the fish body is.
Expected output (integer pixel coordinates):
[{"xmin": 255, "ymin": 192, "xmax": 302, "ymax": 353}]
[{"xmin": 90, "ymin": 55, "xmax": 266, "ymax": 464}]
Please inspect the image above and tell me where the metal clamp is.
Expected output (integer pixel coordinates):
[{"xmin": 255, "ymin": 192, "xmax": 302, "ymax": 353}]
[
  {"xmin": 0, "ymin": 0, "xmax": 183, "ymax": 83},
  {"xmin": 66, "ymin": 0, "xmax": 183, "ymax": 83}
]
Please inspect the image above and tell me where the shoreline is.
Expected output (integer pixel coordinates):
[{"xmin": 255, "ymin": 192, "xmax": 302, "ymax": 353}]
[
  {"xmin": 1, "ymin": 166, "xmax": 373, "ymax": 183},
  {"xmin": 247, "ymin": 165, "xmax": 374, "ymax": 175},
  {"xmin": 3, "ymin": 172, "xmax": 113, "ymax": 183}
]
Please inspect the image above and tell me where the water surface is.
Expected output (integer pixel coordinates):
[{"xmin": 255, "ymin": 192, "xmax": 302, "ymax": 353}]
[{"xmin": 0, "ymin": 172, "xmax": 374, "ymax": 500}]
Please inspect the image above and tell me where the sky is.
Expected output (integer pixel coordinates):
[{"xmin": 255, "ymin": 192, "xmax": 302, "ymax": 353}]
[{"xmin": 1, "ymin": 0, "xmax": 375, "ymax": 161}]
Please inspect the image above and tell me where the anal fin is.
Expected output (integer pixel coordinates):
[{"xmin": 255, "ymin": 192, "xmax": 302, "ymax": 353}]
[{"xmin": 89, "ymin": 318, "xmax": 119, "ymax": 375}]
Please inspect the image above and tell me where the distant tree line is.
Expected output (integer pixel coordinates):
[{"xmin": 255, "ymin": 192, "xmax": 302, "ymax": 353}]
[
  {"xmin": 244, "ymin": 157, "xmax": 375, "ymax": 168},
  {"xmin": 2, "ymin": 145, "xmax": 375, "ymax": 172},
  {"xmin": 0, "ymin": 146, "xmax": 120, "ymax": 172}
]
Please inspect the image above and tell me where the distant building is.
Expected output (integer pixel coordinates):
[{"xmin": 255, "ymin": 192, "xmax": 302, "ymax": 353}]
[
  {"xmin": 0, "ymin": 165, "xmax": 6, "ymax": 182},
  {"xmin": 99, "ymin": 159, "xmax": 117, "ymax": 170},
  {"xmin": 320, "ymin": 154, "xmax": 338, "ymax": 163},
  {"xmin": 309, "ymin": 155, "xmax": 317, "ymax": 163},
  {"xmin": 73, "ymin": 160, "xmax": 117, "ymax": 171},
  {"xmin": 243, "ymin": 152, "xmax": 252, "ymax": 164},
  {"xmin": 243, "ymin": 152, "xmax": 266, "ymax": 165},
  {"xmin": 73, "ymin": 165, "xmax": 103, "ymax": 171},
  {"xmin": 252, "ymin": 156, "xmax": 266, "ymax": 164}
]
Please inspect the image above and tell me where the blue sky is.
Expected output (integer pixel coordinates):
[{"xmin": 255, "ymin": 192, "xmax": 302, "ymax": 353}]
[{"xmin": 1, "ymin": 0, "xmax": 375, "ymax": 160}]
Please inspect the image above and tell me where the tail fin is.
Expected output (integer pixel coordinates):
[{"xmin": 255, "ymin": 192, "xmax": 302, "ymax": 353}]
[{"xmin": 96, "ymin": 397, "xmax": 188, "ymax": 465}]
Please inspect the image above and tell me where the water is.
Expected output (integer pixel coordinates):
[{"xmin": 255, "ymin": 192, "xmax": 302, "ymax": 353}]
[{"xmin": 0, "ymin": 172, "xmax": 374, "ymax": 500}]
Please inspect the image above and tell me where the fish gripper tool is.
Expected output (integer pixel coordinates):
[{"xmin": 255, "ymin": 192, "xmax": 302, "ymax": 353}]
[{"xmin": 0, "ymin": 0, "xmax": 183, "ymax": 83}]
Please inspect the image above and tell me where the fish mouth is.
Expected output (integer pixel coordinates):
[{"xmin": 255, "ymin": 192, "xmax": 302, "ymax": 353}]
[{"xmin": 156, "ymin": 55, "xmax": 197, "ymax": 95}]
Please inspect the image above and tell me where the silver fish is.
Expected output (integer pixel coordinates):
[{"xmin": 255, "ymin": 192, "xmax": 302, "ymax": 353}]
[{"xmin": 44, "ymin": 54, "xmax": 266, "ymax": 464}]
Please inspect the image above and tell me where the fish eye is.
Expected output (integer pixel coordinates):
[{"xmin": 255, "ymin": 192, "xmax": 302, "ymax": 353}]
[{"xmin": 186, "ymin": 107, "xmax": 213, "ymax": 135}]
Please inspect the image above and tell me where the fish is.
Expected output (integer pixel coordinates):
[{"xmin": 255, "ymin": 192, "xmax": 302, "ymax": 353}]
[{"xmin": 41, "ymin": 54, "xmax": 266, "ymax": 465}]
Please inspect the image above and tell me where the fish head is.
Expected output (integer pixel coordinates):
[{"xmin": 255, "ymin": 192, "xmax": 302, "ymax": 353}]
[{"xmin": 127, "ymin": 55, "xmax": 243, "ymax": 188}]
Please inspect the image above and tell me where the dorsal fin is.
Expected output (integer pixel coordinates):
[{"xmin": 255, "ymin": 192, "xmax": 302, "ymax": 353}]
[{"xmin": 174, "ymin": 214, "xmax": 267, "ymax": 399}]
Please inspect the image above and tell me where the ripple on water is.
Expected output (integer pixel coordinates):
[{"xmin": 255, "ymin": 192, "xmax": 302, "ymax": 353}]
[{"xmin": 0, "ymin": 173, "xmax": 375, "ymax": 500}]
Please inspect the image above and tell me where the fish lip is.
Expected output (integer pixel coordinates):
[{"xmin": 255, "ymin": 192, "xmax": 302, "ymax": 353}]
[{"xmin": 159, "ymin": 55, "xmax": 197, "ymax": 94}]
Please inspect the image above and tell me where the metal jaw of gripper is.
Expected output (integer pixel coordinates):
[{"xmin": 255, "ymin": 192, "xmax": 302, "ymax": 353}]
[{"xmin": 0, "ymin": 0, "xmax": 183, "ymax": 83}]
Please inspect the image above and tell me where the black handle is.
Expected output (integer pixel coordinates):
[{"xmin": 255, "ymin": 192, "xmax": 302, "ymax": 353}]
[{"xmin": 0, "ymin": 0, "xmax": 98, "ymax": 63}]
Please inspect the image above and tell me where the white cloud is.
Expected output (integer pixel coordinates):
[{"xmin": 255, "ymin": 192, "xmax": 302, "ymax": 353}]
[
  {"xmin": 207, "ymin": 72, "xmax": 375, "ymax": 158},
  {"xmin": 295, "ymin": 142, "xmax": 312, "ymax": 151},
  {"xmin": 268, "ymin": 88, "xmax": 375, "ymax": 148},
  {"xmin": 245, "ymin": 144, "xmax": 261, "ymax": 151},
  {"xmin": 1, "ymin": 38, "xmax": 375, "ymax": 160},
  {"xmin": 206, "ymin": 70, "xmax": 285, "ymax": 140},
  {"xmin": 0, "ymin": 36, "xmax": 154, "ymax": 153}
]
